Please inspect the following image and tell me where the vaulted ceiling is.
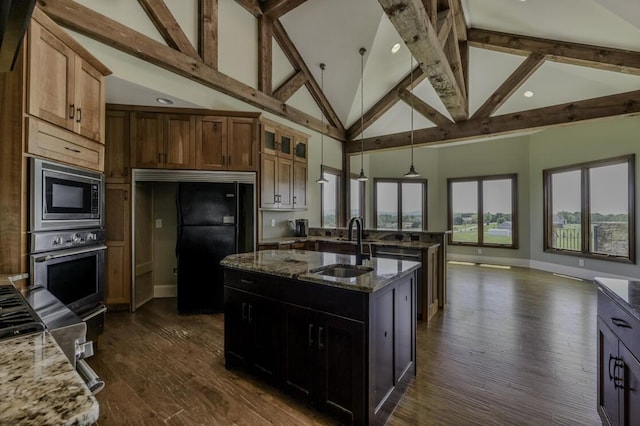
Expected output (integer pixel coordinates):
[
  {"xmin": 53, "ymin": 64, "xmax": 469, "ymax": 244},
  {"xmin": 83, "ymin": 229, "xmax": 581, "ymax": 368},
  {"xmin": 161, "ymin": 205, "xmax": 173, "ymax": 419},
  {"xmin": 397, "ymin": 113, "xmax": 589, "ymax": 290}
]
[{"xmin": 39, "ymin": 0, "xmax": 640, "ymax": 153}]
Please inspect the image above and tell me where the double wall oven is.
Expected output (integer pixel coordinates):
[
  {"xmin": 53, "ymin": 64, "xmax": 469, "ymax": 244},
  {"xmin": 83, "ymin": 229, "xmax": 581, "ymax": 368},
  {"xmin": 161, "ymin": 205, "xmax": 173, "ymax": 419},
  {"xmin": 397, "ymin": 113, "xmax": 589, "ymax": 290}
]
[{"xmin": 29, "ymin": 158, "xmax": 106, "ymax": 342}]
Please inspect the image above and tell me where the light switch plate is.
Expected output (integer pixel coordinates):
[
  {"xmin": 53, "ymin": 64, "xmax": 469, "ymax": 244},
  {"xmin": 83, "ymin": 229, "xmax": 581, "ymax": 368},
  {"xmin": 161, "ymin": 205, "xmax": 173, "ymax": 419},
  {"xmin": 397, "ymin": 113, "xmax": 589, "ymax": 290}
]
[
  {"xmin": 155, "ymin": 219, "xmax": 162, "ymax": 228},
  {"xmin": 271, "ymin": 219, "xmax": 276, "ymax": 227}
]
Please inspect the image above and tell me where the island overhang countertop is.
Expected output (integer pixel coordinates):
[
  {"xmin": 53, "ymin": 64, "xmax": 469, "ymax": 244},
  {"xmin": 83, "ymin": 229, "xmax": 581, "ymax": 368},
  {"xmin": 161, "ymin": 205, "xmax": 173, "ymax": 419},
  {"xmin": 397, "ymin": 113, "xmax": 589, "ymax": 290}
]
[{"xmin": 221, "ymin": 249, "xmax": 421, "ymax": 293}]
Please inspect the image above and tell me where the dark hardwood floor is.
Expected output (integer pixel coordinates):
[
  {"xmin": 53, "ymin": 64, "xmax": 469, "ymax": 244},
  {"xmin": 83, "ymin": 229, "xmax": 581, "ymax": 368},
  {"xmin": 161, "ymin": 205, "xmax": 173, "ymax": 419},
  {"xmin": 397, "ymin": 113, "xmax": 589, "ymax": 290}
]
[{"xmin": 90, "ymin": 264, "xmax": 601, "ymax": 425}]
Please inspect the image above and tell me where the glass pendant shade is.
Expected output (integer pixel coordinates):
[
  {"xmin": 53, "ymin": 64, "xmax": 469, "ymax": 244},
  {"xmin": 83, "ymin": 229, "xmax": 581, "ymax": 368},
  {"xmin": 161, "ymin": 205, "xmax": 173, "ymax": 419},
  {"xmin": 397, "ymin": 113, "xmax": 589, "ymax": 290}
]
[
  {"xmin": 357, "ymin": 168, "xmax": 368, "ymax": 182},
  {"xmin": 316, "ymin": 165, "xmax": 328, "ymax": 184},
  {"xmin": 404, "ymin": 164, "xmax": 420, "ymax": 178}
]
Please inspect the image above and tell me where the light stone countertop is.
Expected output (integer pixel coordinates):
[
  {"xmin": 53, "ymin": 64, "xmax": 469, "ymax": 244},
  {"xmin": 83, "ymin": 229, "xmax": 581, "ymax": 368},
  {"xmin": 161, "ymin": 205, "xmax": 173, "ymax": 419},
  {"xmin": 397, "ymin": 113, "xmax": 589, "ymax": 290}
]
[
  {"xmin": 0, "ymin": 331, "xmax": 99, "ymax": 426},
  {"xmin": 595, "ymin": 277, "xmax": 640, "ymax": 322},
  {"xmin": 221, "ymin": 249, "xmax": 421, "ymax": 293}
]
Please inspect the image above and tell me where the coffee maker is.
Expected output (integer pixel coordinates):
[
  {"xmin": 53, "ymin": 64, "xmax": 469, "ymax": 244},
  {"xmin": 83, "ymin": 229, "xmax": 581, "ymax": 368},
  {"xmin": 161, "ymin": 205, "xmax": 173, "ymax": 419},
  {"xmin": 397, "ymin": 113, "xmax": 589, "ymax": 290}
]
[{"xmin": 294, "ymin": 219, "xmax": 308, "ymax": 237}]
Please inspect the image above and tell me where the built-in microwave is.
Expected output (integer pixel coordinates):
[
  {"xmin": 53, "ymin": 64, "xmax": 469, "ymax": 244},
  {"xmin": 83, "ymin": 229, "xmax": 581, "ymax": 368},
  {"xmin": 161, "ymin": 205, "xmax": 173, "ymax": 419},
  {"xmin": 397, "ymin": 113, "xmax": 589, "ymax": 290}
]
[{"xmin": 30, "ymin": 158, "xmax": 104, "ymax": 231}]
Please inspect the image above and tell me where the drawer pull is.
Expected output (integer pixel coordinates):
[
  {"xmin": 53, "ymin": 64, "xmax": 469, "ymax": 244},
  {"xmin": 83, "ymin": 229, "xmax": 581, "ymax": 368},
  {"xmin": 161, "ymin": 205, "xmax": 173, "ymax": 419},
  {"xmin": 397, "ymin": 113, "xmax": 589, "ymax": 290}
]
[
  {"xmin": 240, "ymin": 279, "xmax": 254, "ymax": 285},
  {"xmin": 76, "ymin": 107, "xmax": 82, "ymax": 123},
  {"xmin": 241, "ymin": 302, "xmax": 247, "ymax": 321},
  {"xmin": 65, "ymin": 146, "xmax": 81, "ymax": 153},
  {"xmin": 247, "ymin": 304, "xmax": 253, "ymax": 323},
  {"xmin": 317, "ymin": 326, "xmax": 324, "ymax": 350},
  {"xmin": 308, "ymin": 323, "xmax": 314, "ymax": 348},
  {"xmin": 69, "ymin": 104, "xmax": 75, "ymax": 119},
  {"xmin": 611, "ymin": 317, "xmax": 632, "ymax": 329}
]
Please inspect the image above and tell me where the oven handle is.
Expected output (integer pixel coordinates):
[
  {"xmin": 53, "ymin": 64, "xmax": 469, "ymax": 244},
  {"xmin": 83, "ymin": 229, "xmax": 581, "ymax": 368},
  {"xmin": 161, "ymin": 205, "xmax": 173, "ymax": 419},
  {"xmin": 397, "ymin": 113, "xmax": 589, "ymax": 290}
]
[
  {"xmin": 33, "ymin": 244, "xmax": 107, "ymax": 262},
  {"xmin": 81, "ymin": 305, "xmax": 107, "ymax": 321}
]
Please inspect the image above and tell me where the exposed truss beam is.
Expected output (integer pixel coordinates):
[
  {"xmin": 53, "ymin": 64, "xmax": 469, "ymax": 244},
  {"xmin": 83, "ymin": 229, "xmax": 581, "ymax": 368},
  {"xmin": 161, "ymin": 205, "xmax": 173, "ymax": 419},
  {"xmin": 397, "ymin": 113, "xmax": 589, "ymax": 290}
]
[
  {"xmin": 272, "ymin": 20, "xmax": 344, "ymax": 131},
  {"xmin": 234, "ymin": 0, "xmax": 262, "ymax": 17},
  {"xmin": 138, "ymin": 0, "xmax": 199, "ymax": 59},
  {"xmin": 378, "ymin": 0, "xmax": 468, "ymax": 121},
  {"xmin": 468, "ymin": 28, "xmax": 640, "ymax": 76},
  {"xmin": 347, "ymin": 66, "xmax": 426, "ymax": 140},
  {"xmin": 273, "ymin": 71, "xmax": 306, "ymax": 102},
  {"xmin": 258, "ymin": 16, "xmax": 273, "ymax": 94},
  {"xmin": 437, "ymin": 9, "xmax": 453, "ymax": 46},
  {"xmin": 471, "ymin": 52, "xmax": 546, "ymax": 120},
  {"xmin": 198, "ymin": 0, "xmax": 218, "ymax": 69},
  {"xmin": 263, "ymin": 0, "xmax": 309, "ymax": 19},
  {"xmin": 39, "ymin": 0, "xmax": 346, "ymax": 141},
  {"xmin": 449, "ymin": 0, "xmax": 467, "ymax": 41},
  {"xmin": 398, "ymin": 89, "xmax": 453, "ymax": 127},
  {"xmin": 345, "ymin": 89, "xmax": 640, "ymax": 153}
]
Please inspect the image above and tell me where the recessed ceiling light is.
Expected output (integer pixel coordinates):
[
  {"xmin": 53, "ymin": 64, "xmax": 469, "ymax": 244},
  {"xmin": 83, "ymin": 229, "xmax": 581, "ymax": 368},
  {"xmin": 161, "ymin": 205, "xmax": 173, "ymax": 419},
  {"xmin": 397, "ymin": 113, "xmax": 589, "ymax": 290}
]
[
  {"xmin": 523, "ymin": 90, "xmax": 534, "ymax": 98},
  {"xmin": 156, "ymin": 97, "xmax": 174, "ymax": 105},
  {"xmin": 391, "ymin": 43, "xmax": 401, "ymax": 54}
]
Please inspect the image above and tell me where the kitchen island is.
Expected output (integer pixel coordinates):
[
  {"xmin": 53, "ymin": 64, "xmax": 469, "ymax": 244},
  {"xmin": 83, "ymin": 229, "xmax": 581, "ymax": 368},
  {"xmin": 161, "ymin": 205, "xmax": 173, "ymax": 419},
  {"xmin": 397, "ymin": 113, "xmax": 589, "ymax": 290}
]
[{"xmin": 221, "ymin": 250, "xmax": 421, "ymax": 425}]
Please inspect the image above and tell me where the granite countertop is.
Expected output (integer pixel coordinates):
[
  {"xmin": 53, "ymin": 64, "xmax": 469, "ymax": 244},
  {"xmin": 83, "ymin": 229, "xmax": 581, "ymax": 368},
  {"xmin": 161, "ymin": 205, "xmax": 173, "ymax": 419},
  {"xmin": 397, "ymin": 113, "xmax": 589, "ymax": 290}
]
[
  {"xmin": 259, "ymin": 235, "xmax": 440, "ymax": 250},
  {"xmin": 221, "ymin": 249, "xmax": 421, "ymax": 293},
  {"xmin": 595, "ymin": 277, "xmax": 640, "ymax": 321},
  {"xmin": 0, "ymin": 331, "xmax": 99, "ymax": 425}
]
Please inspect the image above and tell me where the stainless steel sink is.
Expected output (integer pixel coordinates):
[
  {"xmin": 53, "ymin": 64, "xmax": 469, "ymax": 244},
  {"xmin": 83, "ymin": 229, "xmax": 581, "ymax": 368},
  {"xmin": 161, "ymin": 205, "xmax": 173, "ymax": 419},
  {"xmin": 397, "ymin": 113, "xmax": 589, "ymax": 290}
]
[{"xmin": 311, "ymin": 264, "xmax": 374, "ymax": 278}]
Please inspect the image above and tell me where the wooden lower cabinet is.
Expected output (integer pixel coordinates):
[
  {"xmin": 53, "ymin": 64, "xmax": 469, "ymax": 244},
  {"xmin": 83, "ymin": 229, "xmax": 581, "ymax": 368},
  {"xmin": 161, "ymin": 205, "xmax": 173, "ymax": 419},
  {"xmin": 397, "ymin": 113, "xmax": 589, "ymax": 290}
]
[
  {"xmin": 104, "ymin": 184, "xmax": 131, "ymax": 308},
  {"xmin": 224, "ymin": 267, "xmax": 416, "ymax": 425},
  {"xmin": 597, "ymin": 286, "xmax": 640, "ymax": 425}
]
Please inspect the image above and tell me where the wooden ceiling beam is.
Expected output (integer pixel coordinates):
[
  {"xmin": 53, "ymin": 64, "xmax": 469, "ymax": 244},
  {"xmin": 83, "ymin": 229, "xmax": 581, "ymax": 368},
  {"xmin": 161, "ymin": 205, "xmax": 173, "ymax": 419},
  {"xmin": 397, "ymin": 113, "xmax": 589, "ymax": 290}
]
[
  {"xmin": 423, "ymin": 0, "xmax": 438, "ymax": 28},
  {"xmin": 198, "ymin": 0, "xmax": 218, "ymax": 69},
  {"xmin": 138, "ymin": 0, "xmax": 199, "ymax": 59},
  {"xmin": 345, "ymin": 89, "xmax": 640, "ymax": 153},
  {"xmin": 263, "ymin": 0, "xmax": 309, "ymax": 19},
  {"xmin": 378, "ymin": 0, "xmax": 468, "ymax": 121},
  {"xmin": 398, "ymin": 89, "xmax": 453, "ymax": 127},
  {"xmin": 272, "ymin": 20, "xmax": 344, "ymax": 131},
  {"xmin": 449, "ymin": 0, "xmax": 467, "ymax": 41},
  {"xmin": 347, "ymin": 66, "xmax": 426, "ymax": 140},
  {"xmin": 39, "ymin": 0, "xmax": 346, "ymax": 141},
  {"xmin": 234, "ymin": 0, "xmax": 262, "ymax": 17},
  {"xmin": 471, "ymin": 52, "xmax": 546, "ymax": 120},
  {"xmin": 468, "ymin": 28, "xmax": 640, "ymax": 76},
  {"xmin": 273, "ymin": 70, "xmax": 306, "ymax": 102},
  {"xmin": 437, "ymin": 9, "xmax": 453, "ymax": 46},
  {"xmin": 258, "ymin": 16, "xmax": 273, "ymax": 94}
]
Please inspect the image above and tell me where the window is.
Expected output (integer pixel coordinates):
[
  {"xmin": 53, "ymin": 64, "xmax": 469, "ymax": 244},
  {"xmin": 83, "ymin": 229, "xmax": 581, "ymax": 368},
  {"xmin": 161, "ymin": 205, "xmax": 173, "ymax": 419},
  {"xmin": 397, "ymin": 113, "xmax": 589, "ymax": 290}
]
[
  {"xmin": 349, "ymin": 176, "xmax": 365, "ymax": 223},
  {"xmin": 448, "ymin": 174, "xmax": 517, "ymax": 248},
  {"xmin": 321, "ymin": 166, "xmax": 342, "ymax": 228},
  {"xmin": 543, "ymin": 155, "xmax": 635, "ymax": 262},
  {"xmin": 373, "ymin": 179, "xmax": 427, "ymax": 230}
]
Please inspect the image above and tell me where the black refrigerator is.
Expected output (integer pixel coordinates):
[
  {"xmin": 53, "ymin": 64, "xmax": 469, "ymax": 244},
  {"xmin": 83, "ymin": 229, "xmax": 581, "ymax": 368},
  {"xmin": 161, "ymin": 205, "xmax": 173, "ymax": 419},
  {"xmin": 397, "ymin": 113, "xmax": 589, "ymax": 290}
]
[{"xmin": 176, "ymin": 182, "xmax": 254, "ymax": 314}]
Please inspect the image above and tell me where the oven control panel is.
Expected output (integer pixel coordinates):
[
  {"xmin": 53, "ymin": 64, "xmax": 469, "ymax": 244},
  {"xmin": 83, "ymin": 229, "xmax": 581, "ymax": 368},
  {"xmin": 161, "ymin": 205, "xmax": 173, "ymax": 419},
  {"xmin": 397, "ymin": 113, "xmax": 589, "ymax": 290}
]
[{"xmin": 30, "ymin": 229, "xmax": 105, "ymax": 253}]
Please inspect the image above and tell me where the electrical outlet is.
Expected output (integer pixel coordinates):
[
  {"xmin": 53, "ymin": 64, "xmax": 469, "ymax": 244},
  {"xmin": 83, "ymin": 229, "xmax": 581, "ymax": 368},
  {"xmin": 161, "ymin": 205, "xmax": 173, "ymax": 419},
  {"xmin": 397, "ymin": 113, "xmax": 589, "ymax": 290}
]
[
  {"xmin": 578, "ymin": 258, "xmax": 584, "ymax": 267},
  {"xmin": 477, "ymin": 248, "xmax": 482, "ymax": 255},
  {"xmin": 155, "ymin": 219, "xmax": 162, "ymax": 228},
  {"xmin": 271, "ymin": 219, "xmax": 276, "ymax": 227}
]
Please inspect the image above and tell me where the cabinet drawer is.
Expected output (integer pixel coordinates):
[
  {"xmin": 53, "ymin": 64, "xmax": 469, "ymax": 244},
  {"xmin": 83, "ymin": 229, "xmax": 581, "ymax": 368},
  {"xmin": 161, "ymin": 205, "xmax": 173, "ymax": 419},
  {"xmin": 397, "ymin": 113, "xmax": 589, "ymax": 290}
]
[
  {"xmin": 598, "ymin": 287, "xmax": 640, "ymax": 356},
  {"xmin": 225, "ymin": 269, "xmax": 279, "ymax": 299},
  {"xmin": 280, "ymin": 278, "xmax": 366, "ymax": 321},
  {"xmin": 26, "ymin": 117, "xmax": 104, "ymax": 171}
]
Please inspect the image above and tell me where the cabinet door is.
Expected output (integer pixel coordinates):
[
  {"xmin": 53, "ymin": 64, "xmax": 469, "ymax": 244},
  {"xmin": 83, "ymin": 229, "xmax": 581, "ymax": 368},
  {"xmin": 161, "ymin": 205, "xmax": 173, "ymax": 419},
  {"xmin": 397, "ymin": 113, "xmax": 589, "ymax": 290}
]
[
  {"xmin": 224, "ymin": 287, "xmax": 252, "ymax": 367},
  {"xmin": 395, "ymin": 275, "xmax": 414, "ymax": 383},
  {"xmin": 105, "ymin": 111, "xmax": 130, "ymax": 183},
  {"xmin": 372, "ymin": 288, "xmax": 395, "ymax": 409},
  {"xmin": 281, "ymin": 303, "xmax": 316, "ymax": 399},
  {"xmin": 426, "ymin": 246, "xmax": 439, "ymax": 320},
  {"xmin": 164, "ymin": 115, "xmax": 194, "ymax": 169},
  {"xmin": 27, "ymin": 20, "xmax": 75, "ymax": 132},
  {"xmin": 130, "ymin": 112, "xmax": 163, "ymax": 168},
  {"xmin": 294, "ymin": 135, "xmax": 307, "ymax": 163},
  {"xmin": 262, "ymin": 124, "xmax": 278, "ymax": 156},
  {"xmin": 228, "ymin": 117, "xmax": 257, "ymax": 171},
  {"xmin": 293, "ymin": 161, "xmax": 307, "ymax": 210},
  {"xmin": 249, "ymin": 293, "xmax": 279, "ymax": 380},
  {"xmin": 316, "ymin": 312, "xmax": 365, "ymax": 425},
  {"xmin": 598, "ymin": 318, "xmax": 621, "ymax": 426},
  {"xmin": 279, "ymin": 131, "xmax": 294, "ymax": 159},
  {"xmin": 74, "ymin": 57, "xmax": 105, "ymax": 143},
  {"xmin": 105, "ymin": 184, "xmax": 131, "ymax": 307},
  {"xmin": 621, "ymin": 344, "xmax": 640, "ymax": 426},
  {"xmin": 196, "ymin": 116, "xmax": 227, "ymax": 170},
  {"xmin": 260, "ymin": 154, "xmax": 278, "ymax": 208},
  {"xmin": 278, "ymin": 157, "xmax": 294, "ymax": 209}
]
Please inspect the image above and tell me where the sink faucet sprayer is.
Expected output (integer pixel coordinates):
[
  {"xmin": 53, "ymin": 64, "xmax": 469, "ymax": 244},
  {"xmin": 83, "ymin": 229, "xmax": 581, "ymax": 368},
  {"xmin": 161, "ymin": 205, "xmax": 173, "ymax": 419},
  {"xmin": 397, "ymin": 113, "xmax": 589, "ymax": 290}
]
[{"xmin": 348, "ymin": 216, "xmax": 370, "ymax": 265}]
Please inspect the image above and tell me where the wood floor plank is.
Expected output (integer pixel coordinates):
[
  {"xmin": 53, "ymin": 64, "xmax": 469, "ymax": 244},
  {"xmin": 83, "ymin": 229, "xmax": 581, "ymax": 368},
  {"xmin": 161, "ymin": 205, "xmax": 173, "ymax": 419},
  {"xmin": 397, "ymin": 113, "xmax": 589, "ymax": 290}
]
[{"xmin": 90, "ymin": 264, "xmax": 601, "ymax": 425}]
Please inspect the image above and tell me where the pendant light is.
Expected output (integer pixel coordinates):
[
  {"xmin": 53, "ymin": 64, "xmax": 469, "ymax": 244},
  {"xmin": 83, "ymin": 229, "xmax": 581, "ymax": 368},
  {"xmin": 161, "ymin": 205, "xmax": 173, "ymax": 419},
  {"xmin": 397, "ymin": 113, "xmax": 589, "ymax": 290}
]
[
  {"xmin": 357, "ymin": 47, "xmax": 368, "ymax": 182},
  {"xmin": 316, "ymin": 63, "xmax": 329, "ymax": 184},
  {"xmin": 404, "ymin": 54, "xmax": 420, "ymax": 178}
]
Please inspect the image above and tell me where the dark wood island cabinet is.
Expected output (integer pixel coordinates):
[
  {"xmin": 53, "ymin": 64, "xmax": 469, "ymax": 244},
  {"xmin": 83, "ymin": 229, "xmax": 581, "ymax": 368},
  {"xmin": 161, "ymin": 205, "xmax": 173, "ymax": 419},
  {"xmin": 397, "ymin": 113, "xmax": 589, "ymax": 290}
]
[{"xmin": 222, "ymin": 250, "xmax": 420, "ymax": 425}]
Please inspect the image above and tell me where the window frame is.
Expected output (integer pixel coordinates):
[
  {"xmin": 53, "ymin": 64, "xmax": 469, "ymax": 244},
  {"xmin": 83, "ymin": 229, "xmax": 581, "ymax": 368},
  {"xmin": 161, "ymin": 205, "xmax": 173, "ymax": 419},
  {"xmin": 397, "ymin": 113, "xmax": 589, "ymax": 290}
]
[
  {"xmin": 373, "ymin": 178, "xmax": 428, "ymax": 231},
  {"xmin": 447, "ymin": 174, "xmax": 518, "ymax": 249},
  {"xmin": 543, "ymin": 154, "xmax": 635, "ymax": 263},
  {"xmin": 320, "ymin": 165, "xmax": 343, "ymax": 228},
  {"xmin": 348, "ymin": 173, "xmax": 366, "ymax": 225}
]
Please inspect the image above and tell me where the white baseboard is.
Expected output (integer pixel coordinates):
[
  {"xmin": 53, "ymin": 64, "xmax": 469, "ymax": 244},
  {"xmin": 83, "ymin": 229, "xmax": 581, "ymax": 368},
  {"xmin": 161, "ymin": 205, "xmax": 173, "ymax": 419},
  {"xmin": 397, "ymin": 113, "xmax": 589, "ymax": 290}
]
[
  {"xmin": 447, "ymin": 253, "xmax": 638, "ymax": 282},
  {"xmin": 154, "ymin": 284, "xmax": 177, "ymax": 298}
]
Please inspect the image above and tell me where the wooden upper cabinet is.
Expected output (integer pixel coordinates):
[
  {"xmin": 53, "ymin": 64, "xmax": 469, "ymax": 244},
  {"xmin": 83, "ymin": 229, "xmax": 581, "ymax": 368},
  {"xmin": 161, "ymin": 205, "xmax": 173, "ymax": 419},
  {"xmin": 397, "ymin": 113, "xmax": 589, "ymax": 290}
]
[
  {"xmin": 293, "ymin": 161, "xmax": 307, "ymax": 209},
  {"xmin": 294, "ymin": 134, "xmax": 308, "ymax": 163},
  {"xmin": 105, "ymin": 110, "xmax": 130, "ymax": 183},
  {"xmin": 27, "ymin": 17, "xmax": 107, "ymax": 144},
  {"xmin": 277, "ymin": 157, "xmax": 294, "ymax": 209},
  {"xmin": 279, "ymin": 131, "xmax": 294, "ymax": 160},
  {"xmin": 130, "ymin": 112, "xmax": 194, "ymax": 169},
  {"xmin": 195, "ymin": 116, "xmax": 256, "ymax": 171},
  {"xmin": 261, "ymin": 124, "xmax": 278, "ymax": 156}
]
